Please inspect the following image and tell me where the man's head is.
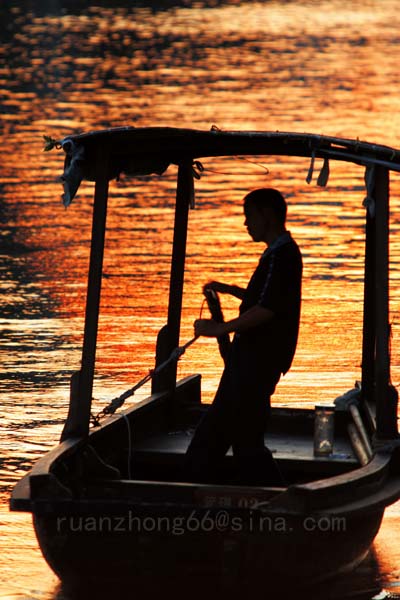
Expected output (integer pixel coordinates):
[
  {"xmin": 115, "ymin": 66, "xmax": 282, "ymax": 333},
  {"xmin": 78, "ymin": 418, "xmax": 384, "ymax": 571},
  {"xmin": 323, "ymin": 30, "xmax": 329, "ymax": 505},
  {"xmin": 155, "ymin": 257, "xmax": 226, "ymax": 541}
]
[{"xmin": 243, "ymin": 188, "xmax": 287, "ymax": 243}]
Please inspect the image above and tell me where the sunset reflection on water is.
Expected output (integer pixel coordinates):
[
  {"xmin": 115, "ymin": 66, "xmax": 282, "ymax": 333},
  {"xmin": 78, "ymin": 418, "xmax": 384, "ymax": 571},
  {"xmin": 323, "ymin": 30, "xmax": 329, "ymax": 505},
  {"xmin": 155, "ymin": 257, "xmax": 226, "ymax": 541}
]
[{"xmin": 1, "ymin": 0, "xmax": 400, "ymax": 597}]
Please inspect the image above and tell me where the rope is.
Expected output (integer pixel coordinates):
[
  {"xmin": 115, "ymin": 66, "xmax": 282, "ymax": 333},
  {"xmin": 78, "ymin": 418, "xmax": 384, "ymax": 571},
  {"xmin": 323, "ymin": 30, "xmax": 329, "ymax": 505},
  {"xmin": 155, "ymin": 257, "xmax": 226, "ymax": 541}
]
[
  {"xmin": 90, "ymin": 335, "xmax": 199, "ymax": 426},
  {"xmin": 122, "ymin": 413, "xmax": 132, "ymax": 479}
]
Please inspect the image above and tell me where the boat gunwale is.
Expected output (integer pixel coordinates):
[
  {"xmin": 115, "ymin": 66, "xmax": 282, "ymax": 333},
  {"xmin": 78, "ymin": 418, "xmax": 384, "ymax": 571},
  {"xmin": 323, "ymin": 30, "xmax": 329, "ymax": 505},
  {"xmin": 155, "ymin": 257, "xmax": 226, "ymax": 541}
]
[{"xmin": 11, "ymin": 449, "xmax": 400, "ymax": 518}]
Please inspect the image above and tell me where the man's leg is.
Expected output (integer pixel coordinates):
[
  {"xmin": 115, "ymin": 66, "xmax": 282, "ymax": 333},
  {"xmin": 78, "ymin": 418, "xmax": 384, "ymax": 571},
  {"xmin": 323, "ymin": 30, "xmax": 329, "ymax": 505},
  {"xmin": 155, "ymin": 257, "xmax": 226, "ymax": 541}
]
[
  {"xmin": 184, "ymin": 365, "xmax": 234, "ymax": 483},
  {"xmin": 231, "ymin": 345, "xmax": 284, "ymax": 486}
]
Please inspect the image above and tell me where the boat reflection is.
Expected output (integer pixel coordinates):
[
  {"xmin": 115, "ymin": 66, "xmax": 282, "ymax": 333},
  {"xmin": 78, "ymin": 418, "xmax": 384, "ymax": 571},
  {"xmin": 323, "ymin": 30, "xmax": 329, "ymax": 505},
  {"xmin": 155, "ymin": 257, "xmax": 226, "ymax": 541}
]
[{"xmin": 49, "ymin": 549, "xmax": 386, "ymax": 600}]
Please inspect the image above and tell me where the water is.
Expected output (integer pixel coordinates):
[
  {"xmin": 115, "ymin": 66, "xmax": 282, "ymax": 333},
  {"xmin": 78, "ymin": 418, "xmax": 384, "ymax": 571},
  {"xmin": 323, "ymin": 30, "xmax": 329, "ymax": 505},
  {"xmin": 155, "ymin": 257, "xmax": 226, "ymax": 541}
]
[{"xmin": 1, "ymin": 0, "xmax": 400, "ymax": 597}]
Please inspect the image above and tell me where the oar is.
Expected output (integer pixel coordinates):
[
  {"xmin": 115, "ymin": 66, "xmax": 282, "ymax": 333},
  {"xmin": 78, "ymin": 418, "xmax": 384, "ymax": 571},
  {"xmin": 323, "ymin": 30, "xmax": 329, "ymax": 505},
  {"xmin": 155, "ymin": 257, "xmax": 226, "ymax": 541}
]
[{"xmin": 203, "ymin": 288, "xmax": 231, "ymax": 363}]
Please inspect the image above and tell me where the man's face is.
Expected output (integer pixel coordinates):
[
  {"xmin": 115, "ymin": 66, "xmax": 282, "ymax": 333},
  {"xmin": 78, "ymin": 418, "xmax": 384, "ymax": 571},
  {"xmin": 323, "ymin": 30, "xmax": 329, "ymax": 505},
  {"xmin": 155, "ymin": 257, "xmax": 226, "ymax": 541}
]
[{"xmin": 244, "ymin": 203, "xmax": 270, "ymax": 242}]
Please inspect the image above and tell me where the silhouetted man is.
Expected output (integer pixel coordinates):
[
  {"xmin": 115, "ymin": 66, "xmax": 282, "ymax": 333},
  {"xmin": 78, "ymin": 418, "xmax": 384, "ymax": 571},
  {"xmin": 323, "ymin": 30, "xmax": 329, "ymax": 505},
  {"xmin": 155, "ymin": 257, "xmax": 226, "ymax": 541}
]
[{"xmin": 185, "ymin": 188, "xmax": 302, "ymax": 486}]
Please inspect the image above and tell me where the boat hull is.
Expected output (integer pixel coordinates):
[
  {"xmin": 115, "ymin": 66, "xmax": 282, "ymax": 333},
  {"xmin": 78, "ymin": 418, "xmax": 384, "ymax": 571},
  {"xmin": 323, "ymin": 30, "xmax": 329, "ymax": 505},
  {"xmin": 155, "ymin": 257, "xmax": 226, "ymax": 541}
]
[
  {"xmin": 32, "ymin": 504, "xmax": 384, "ymax": 591},
  {"xmin": 11, "ymin": 384, "xmax": 400, "ymax": 592}
]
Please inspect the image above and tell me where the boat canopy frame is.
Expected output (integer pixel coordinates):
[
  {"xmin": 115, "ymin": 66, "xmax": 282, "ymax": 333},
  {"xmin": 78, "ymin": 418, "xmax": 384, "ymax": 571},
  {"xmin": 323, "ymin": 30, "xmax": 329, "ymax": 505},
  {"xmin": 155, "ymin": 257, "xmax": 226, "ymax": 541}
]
[{"xmin": 55, "ymin": 127, "xmax": 400, "ymax": 443}]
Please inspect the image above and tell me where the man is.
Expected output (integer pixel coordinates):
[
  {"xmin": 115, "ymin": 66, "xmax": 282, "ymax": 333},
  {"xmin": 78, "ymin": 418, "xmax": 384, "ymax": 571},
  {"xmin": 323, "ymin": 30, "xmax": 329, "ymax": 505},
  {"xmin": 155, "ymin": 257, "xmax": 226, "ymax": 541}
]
[{"xmin": 185, "ymin": 188, "xmax": 302, "ymax": 486}]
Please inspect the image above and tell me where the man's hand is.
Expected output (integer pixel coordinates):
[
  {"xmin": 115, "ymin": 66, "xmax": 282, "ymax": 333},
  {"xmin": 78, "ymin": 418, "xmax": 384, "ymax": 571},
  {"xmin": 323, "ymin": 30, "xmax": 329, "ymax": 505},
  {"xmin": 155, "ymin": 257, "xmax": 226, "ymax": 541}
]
[
  {"xmin": 203, "ymin": 281, "xmax": 245, "ymax": 300},
  {"xmin": 194, "ymin": 319, "xmax": 227, "ymax": 338},
  {"xmin": 203, "ymin": 281, "xmax": 229, "ymax": 295},
  {"xmin": 195, "ymin": 304, "xmax": 275, "ymax": 338}
]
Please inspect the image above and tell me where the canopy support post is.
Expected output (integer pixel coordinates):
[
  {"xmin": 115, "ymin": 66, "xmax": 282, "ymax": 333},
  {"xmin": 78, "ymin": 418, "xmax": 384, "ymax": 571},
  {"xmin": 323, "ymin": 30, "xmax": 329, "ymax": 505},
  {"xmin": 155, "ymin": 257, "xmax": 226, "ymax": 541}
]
[
  {"xmin": 61, "ymin": 150, "xmax": 109, "ymax": 440},
  {"xmin": 374, "ymin": 166, "xmax": 398, "ymax": 440},
  {"xmin": 361, "ymin": 196, "xmax": 375, "ymax": 412},
  {"xmin": 152, "ymin": 161, "xmax": 192, "ymax": 397}
]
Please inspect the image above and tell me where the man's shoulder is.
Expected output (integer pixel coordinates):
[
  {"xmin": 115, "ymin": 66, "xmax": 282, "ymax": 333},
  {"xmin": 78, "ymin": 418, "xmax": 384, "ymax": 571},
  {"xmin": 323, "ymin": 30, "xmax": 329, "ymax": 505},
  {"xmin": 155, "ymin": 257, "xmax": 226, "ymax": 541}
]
[{"xmin": 272, "ymin": 234, "xmax": 302, "ymax": 261}]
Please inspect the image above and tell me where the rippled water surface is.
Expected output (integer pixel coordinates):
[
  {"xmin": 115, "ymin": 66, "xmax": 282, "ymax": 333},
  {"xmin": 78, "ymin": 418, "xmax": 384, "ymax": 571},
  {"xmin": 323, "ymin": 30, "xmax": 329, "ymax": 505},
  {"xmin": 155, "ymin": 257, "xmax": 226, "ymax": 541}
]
[{"xmin": 1, "ymin": 0, "xmax": 400, "ymax": 598}]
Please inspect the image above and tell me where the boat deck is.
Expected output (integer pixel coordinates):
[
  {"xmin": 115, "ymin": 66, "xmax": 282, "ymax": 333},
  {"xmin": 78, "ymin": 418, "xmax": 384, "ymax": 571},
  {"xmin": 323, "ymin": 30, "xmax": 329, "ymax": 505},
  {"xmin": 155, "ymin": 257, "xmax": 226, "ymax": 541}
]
[
  {"xmin": 131, "ymin": 429, "xmax": 359, "ymax": 483},
  {"xmin": 135, "ymin": 429, "xmax": 357, "ymax": 465}
]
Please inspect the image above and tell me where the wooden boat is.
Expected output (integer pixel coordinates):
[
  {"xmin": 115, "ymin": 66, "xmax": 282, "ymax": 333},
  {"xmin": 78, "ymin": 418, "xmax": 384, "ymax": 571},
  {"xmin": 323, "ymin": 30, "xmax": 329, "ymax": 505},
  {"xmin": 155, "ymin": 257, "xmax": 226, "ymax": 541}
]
[{"xmin": 10, "ymin": 128, "xmax": 400, "ymax": 594}]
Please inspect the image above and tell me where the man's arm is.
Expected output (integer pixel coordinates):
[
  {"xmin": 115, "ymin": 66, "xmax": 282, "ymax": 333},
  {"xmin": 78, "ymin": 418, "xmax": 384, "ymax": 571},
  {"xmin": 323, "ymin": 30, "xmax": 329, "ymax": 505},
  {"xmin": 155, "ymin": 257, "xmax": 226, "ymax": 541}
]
[
  {"xmin": 194, "ymin": 304, "xmax": 275, "ymax": 338},
  {"xmin": 204, "ymin": 281, "xmax": 245, "ymax": 300}
]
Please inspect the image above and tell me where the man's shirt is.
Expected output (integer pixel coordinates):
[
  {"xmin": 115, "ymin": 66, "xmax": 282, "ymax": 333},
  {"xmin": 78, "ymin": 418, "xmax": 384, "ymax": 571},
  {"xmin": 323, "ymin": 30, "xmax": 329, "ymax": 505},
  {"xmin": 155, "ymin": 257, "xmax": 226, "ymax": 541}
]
[{"xmin": 239, "ymin": 231, "xmax": 303, "ymax": 374}]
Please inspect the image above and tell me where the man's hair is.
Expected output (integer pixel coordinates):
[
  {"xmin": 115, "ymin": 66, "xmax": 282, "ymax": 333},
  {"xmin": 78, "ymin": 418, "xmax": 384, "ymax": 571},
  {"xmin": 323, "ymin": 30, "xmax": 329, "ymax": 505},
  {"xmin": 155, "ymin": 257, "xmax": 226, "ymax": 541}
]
[{"xmin": 244, "ymin": 188, "xmax": 287, "ymax": 224}]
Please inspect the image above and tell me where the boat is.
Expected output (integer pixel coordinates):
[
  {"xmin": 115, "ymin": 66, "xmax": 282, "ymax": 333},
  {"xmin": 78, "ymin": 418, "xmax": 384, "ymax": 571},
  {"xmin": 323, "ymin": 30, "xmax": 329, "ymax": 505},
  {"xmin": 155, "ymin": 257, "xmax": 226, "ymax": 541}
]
[{"xmin": 10, "ymin": 127, "xmax": 400, "ymax": 595}]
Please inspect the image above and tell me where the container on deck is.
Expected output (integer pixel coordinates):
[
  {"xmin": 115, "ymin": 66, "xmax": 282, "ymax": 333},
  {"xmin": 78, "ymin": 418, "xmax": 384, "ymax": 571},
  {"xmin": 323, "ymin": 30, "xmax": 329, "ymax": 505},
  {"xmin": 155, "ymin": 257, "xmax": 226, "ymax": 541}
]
[{"xmin": 314, "ymin": 405, "xmax": 335, "ymax": 456}]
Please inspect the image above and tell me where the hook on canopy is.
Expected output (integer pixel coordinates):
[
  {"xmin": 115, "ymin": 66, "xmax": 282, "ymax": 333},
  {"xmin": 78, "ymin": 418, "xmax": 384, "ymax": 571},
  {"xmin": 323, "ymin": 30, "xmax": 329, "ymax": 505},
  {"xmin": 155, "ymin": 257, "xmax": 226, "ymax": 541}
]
[
  {"xmin": 317, "ymin": 157, "xmax": 330, "ymax": 187},
  {"xmin": 306, "ymin": 151, "xmax": 330, "ymax": 187},
  {"xmin": 306, "ymin": 150, "xmax": 316, "ymax": 184}
]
